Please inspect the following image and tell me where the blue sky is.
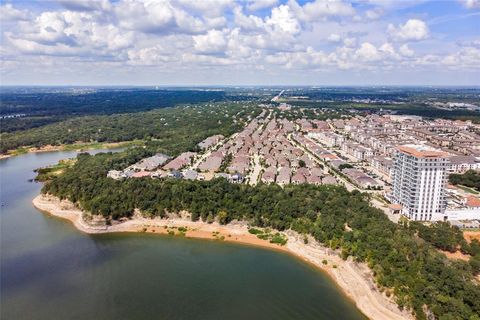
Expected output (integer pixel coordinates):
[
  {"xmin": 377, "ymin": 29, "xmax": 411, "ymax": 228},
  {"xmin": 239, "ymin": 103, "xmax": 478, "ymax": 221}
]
[{"xmin": 0, "ymin": 0, "xmax": 479, "ymax": 85}]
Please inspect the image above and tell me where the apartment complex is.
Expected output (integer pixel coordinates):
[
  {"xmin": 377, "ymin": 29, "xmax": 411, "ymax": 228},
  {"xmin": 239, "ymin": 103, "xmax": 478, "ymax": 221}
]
[{"xmin": 391, "ymin": 145, "xmax": 450, "ymax": 221}]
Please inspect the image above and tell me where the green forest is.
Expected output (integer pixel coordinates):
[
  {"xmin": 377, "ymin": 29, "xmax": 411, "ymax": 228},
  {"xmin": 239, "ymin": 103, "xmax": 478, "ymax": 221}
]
[
  {"xmin": 449, "ymin": 170, "xmax": 480, "ymax": 192},
  {"xmin": 1, "ymin": 103, "xmax": 258, "ymax": 154},
  {"xmin": 0, "ymin": 88, "xmax": 258, "ymax": 132},
  {"xmin": 40, "ymin": 149, "xmax": 480, "ymax": 320}
]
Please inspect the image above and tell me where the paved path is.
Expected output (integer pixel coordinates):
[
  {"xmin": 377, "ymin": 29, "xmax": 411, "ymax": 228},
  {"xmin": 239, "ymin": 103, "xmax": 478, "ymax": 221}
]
[
  {"xmin": 271, "ymin": 90, "xmax": 285, "ymax": 102},
  {"xmin": 248, "ymin": 153, "xmax": 262, "ymax": 185}
]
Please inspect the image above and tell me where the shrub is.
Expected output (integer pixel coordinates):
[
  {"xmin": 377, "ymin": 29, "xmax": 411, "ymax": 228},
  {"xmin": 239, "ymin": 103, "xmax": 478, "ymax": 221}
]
[{"xmin": 248, "ymin": 228, "xmax": 263, "ymax": 235}]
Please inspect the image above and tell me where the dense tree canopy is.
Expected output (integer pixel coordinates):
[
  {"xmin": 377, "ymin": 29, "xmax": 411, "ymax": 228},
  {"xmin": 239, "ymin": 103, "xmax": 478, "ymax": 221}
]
[
  {"xmin": 0, "ymin": 88, "xmax": 261, "ymax": 132},
  {"xmin": 1, "ymin": 103, "xmax": 258, "ymax": 154}
]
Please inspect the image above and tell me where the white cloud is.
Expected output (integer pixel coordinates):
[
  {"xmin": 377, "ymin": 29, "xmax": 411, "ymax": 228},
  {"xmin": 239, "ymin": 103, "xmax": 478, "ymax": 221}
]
[
  {"xmin": 116, "ymin": 1, "xmax": 175, "ymax": 33},
  {"xmin": 388, "ymin": 19, "xmax": 429, "ymax": 41},
  {"xmin": 1, "ymin": 0, "xmax": 477, "ymax": 84},
  {"xmin": 247, "ymin": 0, "xmax": 279, "ymax": 11},
  {"xmin": 0, "ymin": 4, "xmax": 30, "ymax": 21},
  {"xmin": 14, "ymin": 11, "xmax": 77, "ymax": 46},
  {"xmin": 355, "ymin": 42, "xmax": 381, "ymax": 61},
  {"xmin": 300, "ymin": 0, "xmax": 355, "ymax": 20},
  {"xmin": 182, "ymin": 52, "xmax": 236, "ymax": 66},
  {"xmin": 328, "ymin": 33, "xmax": 342, "ymax": 42},
  {"xmin": 264, "ymin": 47, "xmax": 331, "ymax": 69},
  {"xmin": 204, "ymin": 16, "xmax": 228, "ymax": 29},
  {"xmin": 193, "ymin": 29, "xmax": 227, "ymax": 54},
  {"xmin": 360, "ymin": 0, "xmax": 428, "ymax": 10},
  {"xmin": 127, "ymin": 44, "xmax": 177, "ymax": 66},
  {"xmin": 459, "ymin": 0, "xmax": 480, "ymax": 9},
  {"xmin": 365, "ymin": 8, "xmax": 383, "ymax": 20},
  {"xmin": 343, "ymin": 37, "xmax": 357, "ymax": 47},
  {"xmin": 176, "ymin": 0, "xmax": 234, "ymax": 18},
  {"xmin": 287, "ymin": 0, "xmax": 355, "ymax": 23},
  {"xmin": 57, "ymin": 0, "xmax": 112, "ymax": 12},
  {"xmin": 6, "ymin": 9, "xmax": 135, "ymax": 57},
  {"xmin": 379, "ymin": 42, "xmax": 396, "ymax": 56},
  {"xmin": 233, "ymin": 6, "xmax": 265, "ymax": 31},
  {"xmin": 441, "ymin": 46, "xmax": 480, "ymax": 68},
  {"xmin": 115, "ymin": 0, "xmax": 212, "ymax": 34},
  {"xmin": 266, "ymin": 4, "xmax": 301, "ymax": 35},
  {"xmin": 457, "ymin": 39, "xmax": 480, "ymax": 48},
  {"xmin": 399, "ymin": 44, "xmax": 414, "ymax": 57}
]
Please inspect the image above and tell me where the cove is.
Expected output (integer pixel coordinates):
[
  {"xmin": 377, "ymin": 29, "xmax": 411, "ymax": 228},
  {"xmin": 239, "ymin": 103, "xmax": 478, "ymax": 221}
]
[{"xmin": 1, "ymin": 150, "xmax": 366, "ymax": 320}]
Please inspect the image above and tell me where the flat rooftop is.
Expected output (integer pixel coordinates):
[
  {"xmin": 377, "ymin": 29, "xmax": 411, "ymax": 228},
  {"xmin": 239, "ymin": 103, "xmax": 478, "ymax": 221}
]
[{"xmin": 397, "ymin": 144, "xmax": 450, "ymax": 158}]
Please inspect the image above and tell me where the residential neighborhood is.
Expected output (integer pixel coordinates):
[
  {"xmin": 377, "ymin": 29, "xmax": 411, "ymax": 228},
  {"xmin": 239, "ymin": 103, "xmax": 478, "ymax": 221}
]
[{"xmin": 107, "ymin": 104, "xmax": 480, "ymax": 223}]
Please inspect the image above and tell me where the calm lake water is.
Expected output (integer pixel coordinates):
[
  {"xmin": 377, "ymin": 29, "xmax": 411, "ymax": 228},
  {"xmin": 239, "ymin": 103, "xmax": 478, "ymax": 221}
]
[{"xmin": 1, "ymin": 150, "xmax": 366, "ymax": 320}]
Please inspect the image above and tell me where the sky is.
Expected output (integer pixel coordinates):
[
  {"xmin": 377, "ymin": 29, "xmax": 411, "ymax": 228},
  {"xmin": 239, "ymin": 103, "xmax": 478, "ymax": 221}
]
[{"xmin": 0, "ymin": 0, "xmax": 479, "ymax": 86}]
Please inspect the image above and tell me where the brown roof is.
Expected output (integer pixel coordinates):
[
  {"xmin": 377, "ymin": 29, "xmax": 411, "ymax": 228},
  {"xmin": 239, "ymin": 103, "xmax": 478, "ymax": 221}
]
[
  {"xmin": 306, "ymin": 174, "xmax": 322, "ymax": 184},
  {"xmin": 388, "ymin": 204, "xmax": 403, "ymax": 210},
  {"xmin": 397, "ymin": 145, "xmax": 449, "ymax": 158},
  {"xmin": 132, "ymin": 171, "xmax": 151, "ymax": 178},
  {"xmin": 466, "ymin": 196, "xmax": 480, "ymax": 207}
]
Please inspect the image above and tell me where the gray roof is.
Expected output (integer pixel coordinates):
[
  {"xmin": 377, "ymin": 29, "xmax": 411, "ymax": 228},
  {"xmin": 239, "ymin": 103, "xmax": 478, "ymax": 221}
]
[
  {"xmin": 449, "ymin": 155, "xmax": 479, "ymax": 165},
  {"xmin": 183, "ymin": 170, "xmax": 198, "ymax": 180},
  {"xmin": 133, "ymin": 153, "xmax": 171, "ymax": 170}
]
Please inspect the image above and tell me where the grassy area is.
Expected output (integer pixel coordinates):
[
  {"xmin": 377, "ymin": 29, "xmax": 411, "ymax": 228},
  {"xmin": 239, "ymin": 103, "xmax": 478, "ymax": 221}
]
[
  {"xmin": 373, "ymin": 194, "xmax": 389, "ymax": 204},
  {"xmin": 63, "ymin": 140, "xmax": 144, "ymax": 151},
  {"xmin": 457, "ymin": 185, "xmax": 479, "ymax": 195},
  {"xmin": 4, "ymin": 140, "xmax": 144, "ymax": 158},
  {"xmin": 7, "ymin": 147, "xmax": 30, "ymax": 156},
  {"xmin": 35, "ymin": 158, "xmax": 77, "ymax": 181}
]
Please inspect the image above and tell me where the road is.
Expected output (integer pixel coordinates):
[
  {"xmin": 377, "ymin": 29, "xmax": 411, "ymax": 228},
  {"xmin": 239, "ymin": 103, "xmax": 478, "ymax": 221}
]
[
  {"xmin": 271, "ymin": 90, "xmax": 285, "ymax": 102},
  {"xmin": 248, "ymin": 153, "xmax": 262, "ymax": 185},
  {"xmin": 288, "ymin": 133, "xmax": 356, "ymax": 192},
  {"xmin": 190, "ymin": 135, "xmax": 236, "ymax": 170},
  {"xmin": 287, "ymin": 132, "xmax": 398, "ymax": 222}
]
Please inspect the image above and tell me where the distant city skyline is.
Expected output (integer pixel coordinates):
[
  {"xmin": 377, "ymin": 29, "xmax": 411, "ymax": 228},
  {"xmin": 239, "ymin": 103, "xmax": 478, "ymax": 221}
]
[{"xmin": 1, "ymin": 0, "xmax": 479, "ymax": 86}]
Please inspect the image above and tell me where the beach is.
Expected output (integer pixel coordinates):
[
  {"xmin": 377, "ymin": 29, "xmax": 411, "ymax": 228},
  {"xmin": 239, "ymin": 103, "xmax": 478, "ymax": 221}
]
[{"xmin": 33, "ymin": 194, "xmax": 413, "ymax": 320}]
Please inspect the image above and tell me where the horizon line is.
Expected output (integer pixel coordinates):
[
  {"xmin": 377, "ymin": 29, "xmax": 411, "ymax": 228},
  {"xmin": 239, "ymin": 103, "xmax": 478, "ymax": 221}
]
[{"xmin": 1, "ymin": 84, "xmax": 480, "ymax": 88}]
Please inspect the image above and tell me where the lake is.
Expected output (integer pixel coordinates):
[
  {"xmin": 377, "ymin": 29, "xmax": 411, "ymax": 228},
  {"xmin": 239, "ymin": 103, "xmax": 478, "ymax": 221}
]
[{"xmin": 0, "ymin": 150, "xmax": 366, "ymax": 320}]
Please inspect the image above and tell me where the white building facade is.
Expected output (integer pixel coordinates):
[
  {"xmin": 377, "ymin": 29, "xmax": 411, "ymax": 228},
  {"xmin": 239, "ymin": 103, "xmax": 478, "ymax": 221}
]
[{"xmin": 391, "ymin": 145, "xmax": 450, "ymax": 221}]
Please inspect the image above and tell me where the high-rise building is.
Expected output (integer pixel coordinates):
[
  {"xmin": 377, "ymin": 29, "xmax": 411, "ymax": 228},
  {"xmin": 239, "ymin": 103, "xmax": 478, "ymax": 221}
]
[{"xmin": 391, "ymin": 144, "xmax": 450, "ymax": 221}]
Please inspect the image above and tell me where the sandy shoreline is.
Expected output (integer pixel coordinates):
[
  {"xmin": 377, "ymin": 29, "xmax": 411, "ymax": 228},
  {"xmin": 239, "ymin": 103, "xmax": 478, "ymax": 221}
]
[
  {"xmin": 1, "ymin": 145, "xmax": 75, "ymax": 160},
  {"xmin": 33, "ymin": 194, "xmax": 412, "ymax": 320},
  {"xmin": 0, "ymin": 142, "xmax": 130, "ymax": 160}
]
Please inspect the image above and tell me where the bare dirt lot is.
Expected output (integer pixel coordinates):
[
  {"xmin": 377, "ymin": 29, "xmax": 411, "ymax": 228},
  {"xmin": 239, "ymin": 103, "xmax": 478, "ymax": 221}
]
[{"xmin": 464, "ymin": 231, "xmax": 480, "ymax": 243}]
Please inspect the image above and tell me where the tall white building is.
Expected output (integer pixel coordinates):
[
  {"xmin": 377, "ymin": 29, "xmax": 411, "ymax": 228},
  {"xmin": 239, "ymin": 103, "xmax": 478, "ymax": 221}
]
[{"xmin": 391, "ymin": 145, "xmax": 450, "ymax": 221}]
